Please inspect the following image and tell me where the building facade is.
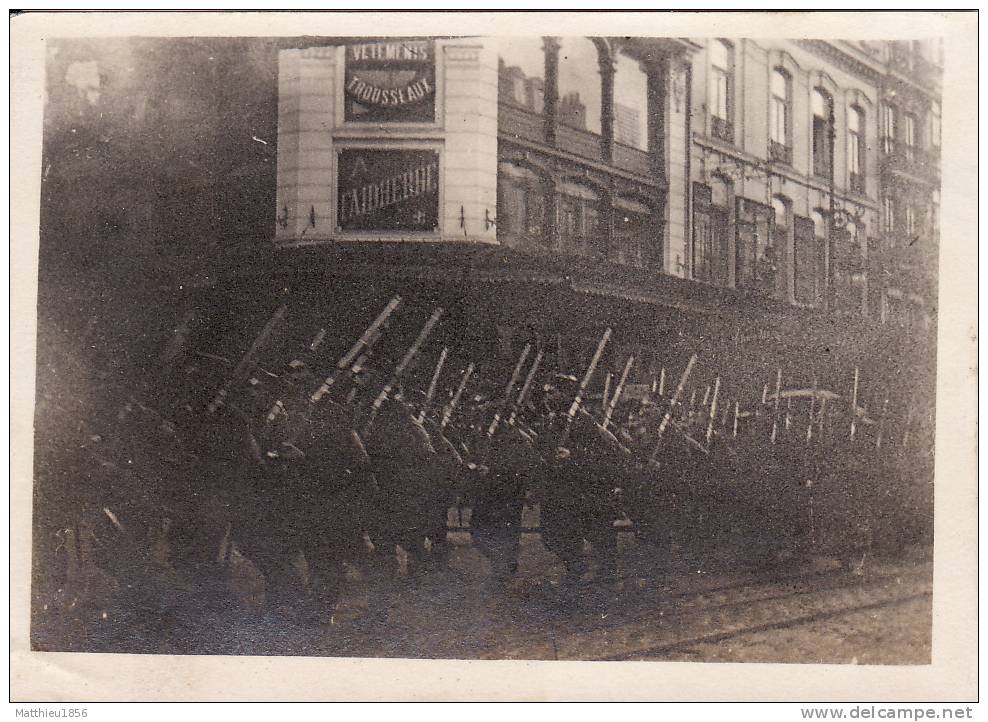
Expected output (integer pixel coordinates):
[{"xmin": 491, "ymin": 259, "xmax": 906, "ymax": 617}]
[{"xmin": 274, "ymin": 36, "xmax": 940, "ymax": 342}]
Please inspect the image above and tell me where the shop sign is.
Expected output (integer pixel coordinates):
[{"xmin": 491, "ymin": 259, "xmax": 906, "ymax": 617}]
[
  {"xmin": 337, "ymin": 149, "xmax": 439, "ymax": 232},
  {"xmin": 344, "ymin": 39, "xmax": 436, "ymax": 123}
]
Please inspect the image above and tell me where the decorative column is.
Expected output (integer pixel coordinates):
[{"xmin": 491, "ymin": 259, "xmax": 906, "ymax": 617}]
[
  {"xmin": 645, "ymin": 56, "xmax": 668, "ymax": 179},
  {"xmin": 543, "ymin": 36, "xmax": 560, "ymax": 147},
  {"xmin": 598, "ymin": 50, "xmax": 616, "ymax": 163}
]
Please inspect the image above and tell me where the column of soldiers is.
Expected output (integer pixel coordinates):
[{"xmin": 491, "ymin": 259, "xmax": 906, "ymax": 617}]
[{"xmin": 40, "ymin": 298, "xmax": 934, "ymax": 646}]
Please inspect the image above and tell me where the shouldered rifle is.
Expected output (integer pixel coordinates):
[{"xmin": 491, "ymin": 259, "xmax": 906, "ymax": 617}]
[
  {"xmin": 558, "ymin": 328, "xmax": 612, "ymax": 450},
  {"xmin": 508, "ymin": 350, "xmax": 544, "ymax": 427},
  {"xmin": 440, "ymin": 362, "xmax": 475, "ymax": 430},
  {"xmin": 647, "ymin": 353, "xmax": 698, "ymax": 467},
  {"xmin": 487, "ymin": 343, "xmax": 531, "ymax": 438},
  {"xmin": 207, "ymin": 304, "xmax": 288, "ymax": 414},
  {"xmin": 310, "ymin": 295, "xmax": 402, "ymax": 404},
  {"xmin": 417, "ymin": 346, "xmax": 449, "ymax": 423},
  {"xmin": 364, "ymin": 307, "xmax": 444, "ymax": 435},
  {"xmin": 603, "ymin": 354, "xmax": 634, "ymax": 430}
]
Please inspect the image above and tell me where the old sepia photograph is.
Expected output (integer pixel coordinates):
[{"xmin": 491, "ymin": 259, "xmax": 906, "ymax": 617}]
[{"xmin": 11, "ymin": 9, "xmax": 978, "ymax": 702}]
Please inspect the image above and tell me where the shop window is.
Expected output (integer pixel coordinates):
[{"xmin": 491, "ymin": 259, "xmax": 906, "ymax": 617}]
[
  {"xmin": 770, "ymin": 196, "xmax": 790, "ymax": 298},
  {"xmin": 833, "ymin": 219, "xmax": 864, "ymax": 314},
  {"xmin": 558, "ymin": 180, "xmax": 601, "ymax": 256},
  {"xmin": 692, "ymin": 181, "xmax": 730, "ymax": 286},
  {"xmin": 496, "ymin": 162, "xmax": 549, "ymax": 249},
  {"xmin": 613, "ymin": 197, "xmax": 652, "ymax": 267},
  {"xmin": 736, "ymin": 197, "xmax": 774, "ymax": 292},
  {"xmin": 794, "ymin": 214, "xmax": 823, "ymax": 306},
  {"xmin": 812, "ymin": 88, "xmax": 834, "ymax": 180}
]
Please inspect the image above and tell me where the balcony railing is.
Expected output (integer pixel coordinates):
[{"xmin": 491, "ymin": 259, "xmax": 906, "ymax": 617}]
[
  {"xmin": 879, "ymin": 142, "xmax": 940, "ymax": 181},
  {"xmin": 768, "ymin": 140, "xmax": 792, "ymax": 166},
  {"xmin": 710, "ymin": 116, "xmax": 734, "ymax": 144}
]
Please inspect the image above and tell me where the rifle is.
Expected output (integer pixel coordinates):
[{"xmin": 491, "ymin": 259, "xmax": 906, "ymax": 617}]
[
  {"xmin": 770, "ymin": 368, "xmax": 782, "ymax": 444},
  {"xmin": 558, "ymin": 328, "xmax": 612, "ymax": 450},
  {"xmin": 849, "ymin": 366, "xmax": 860, "ymax": 440},
  {"xmin": 363, "ymin": 307, "xmax": 443, "ymax": 435},
  {"xmin": 310, "ymin": 295, "xmax": 402, "ymax": 404},
  {"xmin": 603, "ymin": 354, "xmax": 634, "ymax": 430},
  {"xmin": 441, "ymin": 362, "xmax": 476, "ymax": 431},
  {"xmin": 648, "ymin": 353, "xmax": 698, "ymax": 467},
  {"xmin": 705, "ymin": 375, "xmax": 721, "ymax": 445},
  {"xmin": 508, "ymin": 349, "xmax": 544, "ymax": 427},
  {"xmin": 417, "ymin": 346, "xmax": 449, "ymax": 424},
  {"xmin": 487, "ymin": 344, "xmax": 532, "ymax": 438},
  {"xmin": 207, "ymin": 304, "xmax": 288, "ymax": 413}
]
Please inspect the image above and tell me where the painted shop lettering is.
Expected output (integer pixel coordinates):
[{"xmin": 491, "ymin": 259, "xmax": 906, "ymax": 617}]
[
  {"xmin": 345, "ymin": 76, "xmax": 433, "ymax": 107},
  {"xmin": 339, "ymin": 162, "xmax": 438, "ymax": 222},
  {"xmin": 348, "ymin": 41, "xmax": 431, "ymax": 62}
]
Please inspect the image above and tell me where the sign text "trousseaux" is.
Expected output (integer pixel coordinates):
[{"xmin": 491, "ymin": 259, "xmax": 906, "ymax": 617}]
[
  {"xmin": 346, "ymin": 76, "xmax": 433, "ymax": 107},
  {"xmin": 339, "ymin": 162, "xmax": 438, "ymax": 222}
]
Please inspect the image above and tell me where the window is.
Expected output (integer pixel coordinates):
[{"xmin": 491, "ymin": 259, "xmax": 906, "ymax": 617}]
[
  {"xmin": 613, "ymin": 197, "xmax": 653, "ymax": 267},
  {"xmin": 903, "ymin": 113, "xmax": 917, "ymax": 161},
  {"xmin": 692, "ymin": 181, "xmax": 730, "ymax": 286},
  {"xmin": 848, "ymin": 106, "xmax": 866, "ymax": 194},
  {"xmin": 558, "ymin": 181, "xmax": 601, "ymax": 256},
  {"xmin": 905, "ymin": 204, "xmax": 916, "ymax": 237},
  {"xmin": 496, "ymin": 162, "xmax": 549, "ymax": 250},
  {"xmin": 883, "ymin": 196, "xmax": 895, "ymax": 240},
  {"xmin": 735, "ymin": 198, "xmax": 774, "ymax": 292},
  {"xmin": 768, "ymin": 196, "xmax": 790, "ymax": 298},
  {"xmin": 794, "ymin": 214, "xmax": 822, "ymax": 305},
  {"xmin": 709, "ymin": 40, "xmax": 733, "ymax": 143},
  {"xmin": 812, "ymin": 89, "xmax": 834, "ymax": 180},
  {"xmin": 769, "ymin": 69, "xmax": 791, "ymax": 164},
  {"xmin": 929, "ymin": 103, "xmax": 941, "ymax": 150},
  {"xmin": 881, "ymin": 103, "xmax": 896, "ymax": 154},
  {"xmin": 834, "ymin": 220, "xmax": 864, "ymax": 314}
]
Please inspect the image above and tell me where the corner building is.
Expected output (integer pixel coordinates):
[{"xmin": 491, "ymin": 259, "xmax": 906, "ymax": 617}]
[{"xmin": 266, "ymin": 36, "xmax": 939, "ymax": 392}]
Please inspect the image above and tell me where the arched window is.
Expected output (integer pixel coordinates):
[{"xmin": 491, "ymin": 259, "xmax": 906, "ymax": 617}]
[
  {"xmin": 770, "ymin": 69, "xmax": 791, "ymax": 163},
  {"xmin": 794, "ymin": 212, "xmax": 822, "ymax": 306},
  {"xmin": 848, "ymin": 106, "xmax": 865, "ymax": 193},
  {"xmin": 811, "ymin": 210, "xmax": 828, "ymax": 240},
  {"xmin": 709, "ymin": 40, "xmax": 733, "ymax": 143},
  {"xmin": 558, "ymin": 37, "xmax": 602, "ymax": 135},
  {"xmin": 497, "ymin": 37, "xmax": 545, "ymax": 114},
  {"xmin": 763, "ymin": 195, "xmax": 788, "ymax": 297},
  {"xmin": 812, "ymin": 88, "xmax": 834, "ymax": 180},
  {"xmin": 497, "ymin": 162, "xmax": 549, "ymax": 250},
  {"xmin": 614, "ymin": 52, "xmax": 648, "ymax": 150}
]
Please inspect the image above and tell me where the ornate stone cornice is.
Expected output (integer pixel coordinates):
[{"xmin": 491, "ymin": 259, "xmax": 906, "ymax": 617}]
[{"xmin": 795, "ymin": 40, "xmax": 883, "ymax": 84}]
